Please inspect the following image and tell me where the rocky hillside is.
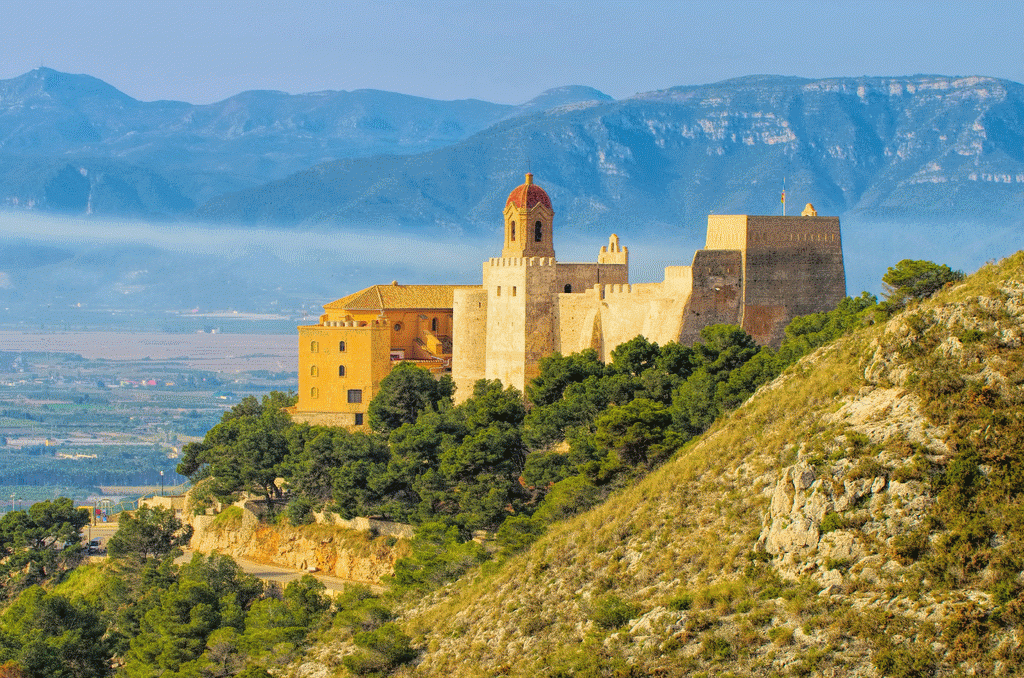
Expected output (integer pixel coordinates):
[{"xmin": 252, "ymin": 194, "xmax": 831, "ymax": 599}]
[{"xmin": 296, "ymin": 252, "xmax": 1024, "ymax": 676}]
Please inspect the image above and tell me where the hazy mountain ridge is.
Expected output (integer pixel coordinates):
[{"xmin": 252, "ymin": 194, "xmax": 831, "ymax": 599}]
[
  {"xmin": 296, "ymin": 252, "xmax": 1024, "ymax": 676},
  {"xmin": 198, "ymin": 74, "xmax": 1024, "ymax": 237},
  {"xmin": 0, "ymin": 68, "xmax": 611, "ymax": 214}
]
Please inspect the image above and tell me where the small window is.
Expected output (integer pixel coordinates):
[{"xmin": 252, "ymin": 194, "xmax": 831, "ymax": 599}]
[
  {"xmin": 512, "ymin": 286, "xmax": 517, "ymax": 296},
  {"xmin": 510, "ymin": 221, "xmax": 516, "ymax": 241},
  {"xmin": 431, "ymin": 317, "xmax": 438, "ymax": 332},
  {"xmin": 347, "ymin": 389, "xmax": 362, "ymax": 404},
  {"xmin": 310, "ymin": 365, "xmax": 318, "ymax": 377},
  {"xmin": 534, "ymin": 221, "xmax": 542, "ymax": 242},
  {"xmin": 339, "ymin": 341, "xmax": 346, "ymax": 352},
  {"xmin": 564, "ymin": 284, "xmax": 572, "ymax": 293},
  {"xmin": 310, "ymin": 387, "xmax": 319, "ymax": 399},
  {"xmin": 497, "ymin": 286, "xmax": 501, "ymax": 296},
  {"xmin": 393, "ymin": 323, "xmax": 402, "ymax": 333},
  {"xmin": 354, "ymin": 413, "xmax": 364, "ymax": 426},
  {"xmin": 339, "ymin": 365, "xmax": 346, "ymax": 377},
  {"xmin": 310, "ymin": 340, "xmax": 319, "ymax": 352}
]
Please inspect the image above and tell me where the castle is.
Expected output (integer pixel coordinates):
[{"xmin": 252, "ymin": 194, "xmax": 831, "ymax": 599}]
[{"xmin": 288, "ymin": 173, "xmax": 845, "ymax": 424}]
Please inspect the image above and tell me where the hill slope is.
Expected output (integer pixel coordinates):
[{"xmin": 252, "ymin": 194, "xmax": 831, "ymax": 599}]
[{"xmin": 301, "ymin": 252, "xmax": 1024, "ymax": 676}]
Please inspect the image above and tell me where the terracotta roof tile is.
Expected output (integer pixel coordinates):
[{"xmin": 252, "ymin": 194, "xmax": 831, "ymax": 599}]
[
  {"xmin": 324, "ymin": 284, "xmax": 479, "ymax": 311},
  {"xmin": 506, "ymin": 173, "xmax": 552, "ymax": 210}
]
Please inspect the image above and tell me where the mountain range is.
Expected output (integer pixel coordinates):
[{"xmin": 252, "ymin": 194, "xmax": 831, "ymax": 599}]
[
  {"xmin": 0, "ymin": 68, "xmax": 611, "ymax": 215},
  {"xmin": 1, "ymin": 69, "xmax": 1022, "ymax": 238}
]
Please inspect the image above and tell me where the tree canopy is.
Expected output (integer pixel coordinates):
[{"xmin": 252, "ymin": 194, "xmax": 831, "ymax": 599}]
[{"xmin": 882, "ymin": 259, "xmax": 964, "ymax": 307}]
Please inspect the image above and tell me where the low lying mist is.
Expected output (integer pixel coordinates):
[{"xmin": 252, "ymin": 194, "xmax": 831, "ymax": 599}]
[{"xmin": 1, "ymin": 210, "xmax": 1020, "ymax": 334}]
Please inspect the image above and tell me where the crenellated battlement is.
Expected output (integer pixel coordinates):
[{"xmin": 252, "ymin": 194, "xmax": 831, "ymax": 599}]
[{"xmin": 488, "ymin": 256, "xmax": 558, "ymax": 267}]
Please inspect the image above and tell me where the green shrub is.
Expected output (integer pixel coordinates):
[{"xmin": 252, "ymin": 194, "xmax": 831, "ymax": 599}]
[
  {"xmin": 768, "ymin": 626, "xmax": 794, "ymax": 645},
  {"xmin": 588, "ymin": 593, "xmax": 640, "ymax": 629},
  {"xmin": 873, "ymin": 643, "xmax": 936, "ymax": 678},
  {"xmin": 890, "ymin": 530, "xmax": 929, "ymax": 565},
  {"xmin": 819, "ymin": 511, "xmax": 848, "ymax": 533},
  {"xmin": 847, "ymin": 458, "xmax": 887, "ymax": 480},
  {"xmin": 495, "ymin": 515, "xmax": 544, "ymax": 556},
  {"xmin": 285, "ymin": 495, "xmax": 315, "ymax": 526},
  {"xmin": 343, "ymin": 622, "xmax": 416, "ymax": 674},
  {"xmin": 699, "ymin": 634, "xmax": 734, "ymax": 661},
  {"xmin": 667, "ymin": 592, "xmax": 693, "ymax": 611}
]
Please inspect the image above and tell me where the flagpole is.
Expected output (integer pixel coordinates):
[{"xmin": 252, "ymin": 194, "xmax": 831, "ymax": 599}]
[{"xmin": 782, "ymin": 177, "xmax": 786, "ymax": 216}]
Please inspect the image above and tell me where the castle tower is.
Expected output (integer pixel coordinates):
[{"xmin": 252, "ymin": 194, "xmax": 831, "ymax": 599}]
[{"xmin": 502, "ymin": 173, "xmax": 555, "ymax": 259}]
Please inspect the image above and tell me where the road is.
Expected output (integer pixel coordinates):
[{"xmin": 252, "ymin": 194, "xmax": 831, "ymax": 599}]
[{"xmin": 82, "ymin": 523, "xmax": 372, "ymax": 594}]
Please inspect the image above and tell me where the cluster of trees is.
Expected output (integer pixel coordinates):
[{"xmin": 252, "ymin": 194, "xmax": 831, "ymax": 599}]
[
  {"xmin": 0, "ymin": 498, "xmax": 89, "ymax": 601},
  {"xmin": 0, "ymin": 506, "xmax": 334, "ymax": 678}
]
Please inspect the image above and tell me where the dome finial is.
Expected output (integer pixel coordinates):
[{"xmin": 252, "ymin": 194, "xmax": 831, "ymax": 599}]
[{"xmin": 525, "ymin": 172, "xmax": 533, "ymax": 185}]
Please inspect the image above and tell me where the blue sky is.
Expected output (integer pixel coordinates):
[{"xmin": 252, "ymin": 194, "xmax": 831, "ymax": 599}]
[{"xmin": 2, "ymin": 0, "xmax": 1021, "ymax": 105}]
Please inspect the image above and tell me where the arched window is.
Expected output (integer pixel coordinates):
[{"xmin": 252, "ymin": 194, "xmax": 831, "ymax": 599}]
[
  {"xmin": 393, "ymin": 323, "xmax": 403, "ymax": 333},
  {"xmin": 310, "ymin": 387, "xmax": 319, "ymax": 399},
  {"xmin": 310, "ymin": 341, "xmax": 319, "ymax": 352},
  {"xmin": 534, "ymin": 221, "xmax": 543, "ymax": 242},
  {"xmin": 510, "ymin": 221, "xmax": 516, "ymax": 241},
  {"xmin": 310, "ymin": 365, "xmax": 318, "ymax": 377},
  {"xmin": 564, "ymin": 284, "xmax": 572, "ymax": 293},
  {"xmin": 339, "ymin": 365, "xmax": 346, "ymax": 377},
  {"xmin": 431, "ymin": 317, "xmax": 438, "ymax": 332},
  {"xmin": 339, "ymin": 341, "xmax": 346, "ymax": 352}
]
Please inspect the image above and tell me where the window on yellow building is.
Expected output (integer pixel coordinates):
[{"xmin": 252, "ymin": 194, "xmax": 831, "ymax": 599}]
[
  {"xmin": 431, "ymin": 317, "xmax": 438, "ymax": 332},
  {"xmin": 339, "ymin": 365, "xmax": 345, "ymax": 377},
  {"xmin": 512, "ymin": 287, "xmax": 517, "ymax": 296},
  {"xmin": 310, "ymin": 341, "xmax": 319, "ymax": 352},
  {"xmin": 394, "ymin": 323, "xmax": 402, "ymax": 333},
  {"xmin": 339, "ymin": 341, "xmax": 346, "ymax": 352},
  {"xmin": 497, "ymin": 286, "xmax": 501, "ymax": 296},
  {"xmin": 347, "ymin": 389, "xmax": 362, "ymax": 403},
  {"xmin": 510, "ymin": 221, "xmax": 516, "ymax": 241},
  {"xmin": 310, "ymin": 365, "xmax": 318, "ymax": 377},
  {"xmin": 355, "ymin": 413, "xmax": 364, "ymax": 426},
  {"xmin": 535, "ymin": 221, "xmax": 542, "ymax": 242},
  {"xmin": 311, "ymin": 387, "xmax": 319, "ymax": 399}
]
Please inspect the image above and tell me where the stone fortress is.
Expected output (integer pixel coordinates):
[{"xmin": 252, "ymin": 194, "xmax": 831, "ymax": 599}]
[{"xmin": 288, "ymin": 173, "xmax": 845, "ymax": 423}]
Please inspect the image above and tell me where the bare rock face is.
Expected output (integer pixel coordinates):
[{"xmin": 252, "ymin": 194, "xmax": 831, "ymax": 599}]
[{"xmin": 188, "ymin": 502, "xmax": 405, "ymax": 585}]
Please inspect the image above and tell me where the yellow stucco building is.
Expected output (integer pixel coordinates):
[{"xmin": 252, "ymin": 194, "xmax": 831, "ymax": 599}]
[{"xmin": 287, "ymin": 283, "xmax": 477, "ymax": 427}]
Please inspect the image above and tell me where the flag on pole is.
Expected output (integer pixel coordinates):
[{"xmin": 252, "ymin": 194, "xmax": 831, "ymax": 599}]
[{"xmin": 781, "ymin": 190, "xmax": 785, "ymax": 203}]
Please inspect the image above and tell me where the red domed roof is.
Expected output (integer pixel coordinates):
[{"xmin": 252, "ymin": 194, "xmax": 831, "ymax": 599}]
[{"xmin": 505, "ymin": 173, "xmax": 552, "ymax": 210}]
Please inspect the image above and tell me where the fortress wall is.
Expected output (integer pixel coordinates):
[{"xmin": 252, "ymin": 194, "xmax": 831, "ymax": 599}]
[
  {"xmin": 554, "ymin": 262, "xmax": 628, "ymax": 293},
  {"xmin": 706, "ymin": 215, "xmax": 749, "ymax": 250},
  {"xmin": 452, "ymin": 288, "xmax": 488, "ymax": 402},
  {"xmin": 742, "ymin": 216, "xmax": 846, "ymax": 346},
  {"xmin": 596, "ymin": 283, "xmax": 692, "ymax": 359},
  {"xmin": 482, "ymin": 257, "xmax": 557, "ymax": 394},
  {"xmin": 523, "ymin": 260, "xmax": 559, "ymax": 389},
  {"xmin": 556, "ymin": 288, "xmax": 602, "ymax": 356},
  {"xmin": 678, "ymin": 250, "xmax": 744, "ymax": 345}
]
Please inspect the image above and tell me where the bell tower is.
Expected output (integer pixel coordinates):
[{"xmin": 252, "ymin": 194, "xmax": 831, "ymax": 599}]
[{"xmin": 502, "ymin": 173, "xmax": 555, "ymax": 259}]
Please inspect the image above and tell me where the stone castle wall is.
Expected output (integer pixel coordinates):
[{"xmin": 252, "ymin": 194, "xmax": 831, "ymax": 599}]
[
  {"xmin": 742, "ymin": 216, "xmax": 845, "ymax": 346},
  {"xmin": 452, "ymin": 287, "xmax": 488, "ymax": 399},
  {"xmin": 554, "ymin": 262, "xmax": 627, "ymax": 294},
  {"xmin": 678, "ymin": 249, "xmax": 745, "ymax": 345},
  {"xmin": 481, "ymin": 257, "xmax": 557, "ymax": 395}
]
